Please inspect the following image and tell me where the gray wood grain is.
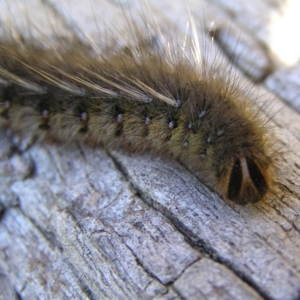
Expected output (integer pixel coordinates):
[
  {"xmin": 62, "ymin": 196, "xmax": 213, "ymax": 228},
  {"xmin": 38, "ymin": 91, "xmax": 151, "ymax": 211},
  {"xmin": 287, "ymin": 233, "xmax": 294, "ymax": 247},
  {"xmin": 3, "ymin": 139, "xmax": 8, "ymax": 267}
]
[{"xmin": 1, "ymin": 0, "xmax": 300, "ymax": 299}]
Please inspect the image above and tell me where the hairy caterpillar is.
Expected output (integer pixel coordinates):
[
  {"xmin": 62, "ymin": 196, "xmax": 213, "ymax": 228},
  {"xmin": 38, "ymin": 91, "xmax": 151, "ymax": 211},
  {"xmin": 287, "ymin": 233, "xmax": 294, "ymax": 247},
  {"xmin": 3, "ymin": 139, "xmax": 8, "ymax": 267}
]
[{"xmin": 0, "ymin": 1, "xmax": 276, "ymax": 205}]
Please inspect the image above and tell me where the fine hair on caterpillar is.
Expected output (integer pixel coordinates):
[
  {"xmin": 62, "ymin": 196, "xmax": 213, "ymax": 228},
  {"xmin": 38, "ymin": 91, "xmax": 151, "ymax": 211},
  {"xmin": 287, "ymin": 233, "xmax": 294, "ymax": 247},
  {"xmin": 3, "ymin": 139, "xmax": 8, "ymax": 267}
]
[{"xmin": 0, "ymin": 1, "xmax": 277, "ymax": 205}]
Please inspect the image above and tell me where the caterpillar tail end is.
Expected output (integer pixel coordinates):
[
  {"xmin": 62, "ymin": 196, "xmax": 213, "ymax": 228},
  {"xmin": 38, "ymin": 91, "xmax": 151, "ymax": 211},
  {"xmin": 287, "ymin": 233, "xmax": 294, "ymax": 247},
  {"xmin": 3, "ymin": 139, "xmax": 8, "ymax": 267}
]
[{"xmin": 219, "ymin": 149, "xmax": 272, "ymax": 205}]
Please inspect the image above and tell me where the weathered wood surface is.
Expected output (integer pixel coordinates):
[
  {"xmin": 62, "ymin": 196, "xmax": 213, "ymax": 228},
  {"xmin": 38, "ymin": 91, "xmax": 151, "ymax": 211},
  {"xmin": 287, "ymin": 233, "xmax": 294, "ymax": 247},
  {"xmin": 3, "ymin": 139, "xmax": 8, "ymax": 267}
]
[{"xmin": 1, "ymin": 0, "xmax": 300, "ymax": 299}]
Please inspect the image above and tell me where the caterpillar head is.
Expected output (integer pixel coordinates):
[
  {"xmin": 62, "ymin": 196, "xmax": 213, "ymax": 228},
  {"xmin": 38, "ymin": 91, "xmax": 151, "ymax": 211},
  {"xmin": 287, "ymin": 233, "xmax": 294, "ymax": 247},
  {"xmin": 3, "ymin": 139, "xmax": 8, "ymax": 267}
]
[{"xmin": 218, "ymin": 148, "xmax": 272, "ymax": 205}]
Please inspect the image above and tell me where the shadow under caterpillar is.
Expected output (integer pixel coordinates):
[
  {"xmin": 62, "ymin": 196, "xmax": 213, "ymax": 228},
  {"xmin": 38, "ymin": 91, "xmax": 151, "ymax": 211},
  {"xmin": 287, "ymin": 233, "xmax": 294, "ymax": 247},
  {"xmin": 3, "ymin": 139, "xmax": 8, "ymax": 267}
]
[{"xmin": 0, "ymin": 3, "xmax": 276, "ymax": 205}]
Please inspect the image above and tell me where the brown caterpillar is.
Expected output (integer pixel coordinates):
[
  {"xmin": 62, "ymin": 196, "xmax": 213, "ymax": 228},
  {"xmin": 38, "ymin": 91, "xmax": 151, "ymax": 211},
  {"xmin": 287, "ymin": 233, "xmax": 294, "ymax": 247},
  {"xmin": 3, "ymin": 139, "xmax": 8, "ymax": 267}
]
[{"xmin": 0, "ymin": 2, "xmax": 275, "ymax": 205}]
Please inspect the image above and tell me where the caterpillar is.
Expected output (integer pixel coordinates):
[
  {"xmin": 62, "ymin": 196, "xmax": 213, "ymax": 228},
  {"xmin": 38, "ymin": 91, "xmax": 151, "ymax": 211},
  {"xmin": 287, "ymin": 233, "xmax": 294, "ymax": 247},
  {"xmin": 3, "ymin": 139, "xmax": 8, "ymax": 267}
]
[{"xmin": 0, "ymin": 1, "xmax": 276, "ymax": 205}]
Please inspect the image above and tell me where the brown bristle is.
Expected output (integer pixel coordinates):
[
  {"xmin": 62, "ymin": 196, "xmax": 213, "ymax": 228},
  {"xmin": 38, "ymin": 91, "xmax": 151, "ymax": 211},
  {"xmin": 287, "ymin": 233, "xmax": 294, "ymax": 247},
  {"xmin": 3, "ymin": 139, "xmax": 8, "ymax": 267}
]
[{"xmin": 0, "ymin": 3, "xmax": 276, "ymax": 205}]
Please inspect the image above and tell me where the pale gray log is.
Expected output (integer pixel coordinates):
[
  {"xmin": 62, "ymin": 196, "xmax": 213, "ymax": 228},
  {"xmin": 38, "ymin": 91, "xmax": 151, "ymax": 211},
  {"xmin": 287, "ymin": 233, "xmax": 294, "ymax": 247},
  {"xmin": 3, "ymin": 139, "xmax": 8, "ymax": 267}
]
[{"xmin": 174, "ymin": 259, "xmax": 263, "ymax": 300}]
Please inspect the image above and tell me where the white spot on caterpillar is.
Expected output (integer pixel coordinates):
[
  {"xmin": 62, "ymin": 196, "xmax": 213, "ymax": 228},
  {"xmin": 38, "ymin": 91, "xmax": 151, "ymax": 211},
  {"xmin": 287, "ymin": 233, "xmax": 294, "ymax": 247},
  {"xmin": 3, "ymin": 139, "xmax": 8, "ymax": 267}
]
[
  {"xmin": 80, "ymin": 112, "xmax": 88, "ymax": 121},
  {"xmin": 183, "ymin": 142, "xmax": 189, "ymax": 148},
  {"xmin": 145, "ymin": 116, "xmax": 151, "ymax": 125},
  {"xmin": 175, "ymin": 99, "xmax": 181, "ymax": 107},
  {"xmin": 41, "ymin": 109, "xmax": 49, "ymax": 118},
  {"xmin": 199, "ymin": 111, "xmax": 206, "ymax": 118},
  {"xmin": 200, "ymin": 151, "xmax": 206, "ymax": 159},
  {"xmin": 117, "ymin": 114, "xmax": 123, "ymax": 123},
  {"xmin": 147, "ymin": 95, "xmax": 153, "ymax": 103},
  {"xmin": 217, "ymin": 129, "xmax": 224, "ymax": 136},
  {"xmin": 168, "ymin": 121, "xmax": 175, "ymax": 129}
]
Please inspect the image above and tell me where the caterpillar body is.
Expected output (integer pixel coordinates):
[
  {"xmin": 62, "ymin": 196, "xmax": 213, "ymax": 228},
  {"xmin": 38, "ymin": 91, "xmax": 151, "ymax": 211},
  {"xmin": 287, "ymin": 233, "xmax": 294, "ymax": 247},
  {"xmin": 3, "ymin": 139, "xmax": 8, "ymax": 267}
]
[{"xmin": 0, "ymin": 2, "xmax": 275, "ymax": 205}]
